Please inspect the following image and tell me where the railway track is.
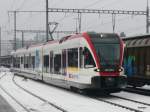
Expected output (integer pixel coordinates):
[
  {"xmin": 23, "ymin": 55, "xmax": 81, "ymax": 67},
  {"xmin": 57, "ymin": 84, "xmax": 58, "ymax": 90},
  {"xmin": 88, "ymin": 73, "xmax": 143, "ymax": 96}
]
[
  {"xmin": 2, "ymin": 72, "xmax": 149, "ymax": 112},
  {"xmin": 123, "ymin": 87, "xmax": 150, "ymax": 96},
  {"xmin": 13, "ymin": 74, "xmax": 148, "ymax": 112},
  {"xmin": 12, "ymin": 75, "xmax": 68, "ymax": 112},
  {"xmin": 110, "ymin": 95, "xmax": 150, "ymax": 107},
  {"xmin": 0, "ymin": 72, "xmax": 31, "ymax": 112},
  {"xmin": 90, "ymin": 96, "xmax": 144, "ymax": 112},
  {"xmin": 0, "ymin": 85, "xmax": 31, "ymax": 112},
  {"xmin": 0, "ymin": 73, "xmax": 68, "ymax": 112}
]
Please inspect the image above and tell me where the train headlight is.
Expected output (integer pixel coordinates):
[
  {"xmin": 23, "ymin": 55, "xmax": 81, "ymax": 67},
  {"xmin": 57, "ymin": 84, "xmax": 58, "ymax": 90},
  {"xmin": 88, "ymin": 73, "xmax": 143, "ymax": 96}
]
[
  {"xmin": 94, "ymin": 68, "xmax": 100, "ymax": 72},
  {"xmin": 118, "ymin": 67, "xmax": 123, "ymax": 72}
]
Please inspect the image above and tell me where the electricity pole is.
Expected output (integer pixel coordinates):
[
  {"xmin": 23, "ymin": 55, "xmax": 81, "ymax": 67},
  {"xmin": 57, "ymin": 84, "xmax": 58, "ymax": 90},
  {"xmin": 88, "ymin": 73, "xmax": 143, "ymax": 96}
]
[
  {"xmin": 21, "ymin": 31, "xmax": 24, "ymax": 47},
  {"xmin": 46, "ymin": 0, "xmax": 49, "ymax": 42},
  {"xmin": 146, "ymin": 0, "xmax": 149, "ymax": 33},
  {"xmin": 78, "ymin": 13, "xmax": 82, "ymax": 33},
  {"xmin": 0, "ymin": 27, "xmax": 1, "ymax": 56},
  {"xmin": 14, "ymin": 11, "xmax": 16, "ymax": 50}
]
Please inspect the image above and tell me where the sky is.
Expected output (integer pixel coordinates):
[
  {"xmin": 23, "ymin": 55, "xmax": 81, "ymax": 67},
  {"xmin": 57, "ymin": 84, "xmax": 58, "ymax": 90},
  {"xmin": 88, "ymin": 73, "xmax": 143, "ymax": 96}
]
[{"xmin": 0, "ymin": 0, "xmax": 149, "ymax": 41}]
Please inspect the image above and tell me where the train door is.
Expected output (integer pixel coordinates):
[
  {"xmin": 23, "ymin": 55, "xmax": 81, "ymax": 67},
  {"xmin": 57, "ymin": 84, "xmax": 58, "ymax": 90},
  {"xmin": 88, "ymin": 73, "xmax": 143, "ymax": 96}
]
[
  {"xmin": 67, "ymin": 48, "xmax": 79, "ymax": 79},
  {"xmin": 50, "ymin": 51, "xmax": 54, "ymax": 74},
  {"xmin": 43, "ymin": 55, "xmax": 49, "ymax": 73},
  {"xmin": 20, "ymin": 56, "xmax": 23, "ymax": 69},
  {"xmin": 29, "ymin": 53, "xmax": 31, "ymax": 69},
  {"xmin": 54, "ymin": 54, "xmax": 61, "ymax": 74}
]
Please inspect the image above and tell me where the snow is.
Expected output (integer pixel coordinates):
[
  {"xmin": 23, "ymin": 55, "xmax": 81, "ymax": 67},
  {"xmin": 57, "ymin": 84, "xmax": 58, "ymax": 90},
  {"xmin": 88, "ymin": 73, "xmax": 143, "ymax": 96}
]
[
  {"xmin": 0, "ymin": 69, "xmax": 150, "ymax": 112},
  {"xmin": 0, "ymin": 72, "xmax": 61, "ymax": 112},
  {"xmin": 139, "ymin": 85, "xmax": 150, "ymax": 90},
  {"xmin": 0, "ymin": 66, "xmax": 10, "ymax": 72},
  {"xmin": 8, "ymin": 74, "xmax": 131, "ymax": 112},
  {"xmin": 112, "ymin": 91, "xmax": 150, "ymax": 106}
]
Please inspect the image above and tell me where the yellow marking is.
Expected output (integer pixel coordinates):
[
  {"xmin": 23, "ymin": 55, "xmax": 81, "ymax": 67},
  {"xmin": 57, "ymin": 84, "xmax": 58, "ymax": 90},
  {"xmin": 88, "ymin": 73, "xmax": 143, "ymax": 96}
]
[{"xmin": 67, "ymin": 67, "xmax": 78, "ymax": 74}]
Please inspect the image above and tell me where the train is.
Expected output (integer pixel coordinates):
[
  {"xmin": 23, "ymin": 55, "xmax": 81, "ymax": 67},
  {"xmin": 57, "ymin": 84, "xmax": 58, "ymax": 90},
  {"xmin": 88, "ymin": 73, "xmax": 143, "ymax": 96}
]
[
  {"xmin": 0, "ymin": 55, "xmax": 12, "ymax": 68},
  {"xmin": 11, "ymin": 32, "xmax": 126, "ymax": 93},
  {"xmin": 123, "ymin": 34, "xmax": 150, "ymax": 87}
]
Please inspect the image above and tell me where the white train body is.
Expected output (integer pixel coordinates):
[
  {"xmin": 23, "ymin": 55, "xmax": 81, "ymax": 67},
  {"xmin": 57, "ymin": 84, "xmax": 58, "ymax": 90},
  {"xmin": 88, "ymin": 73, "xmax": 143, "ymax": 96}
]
[{"xmin": 12, "ymin": 32, "xmax": 126, "ymax": 93}]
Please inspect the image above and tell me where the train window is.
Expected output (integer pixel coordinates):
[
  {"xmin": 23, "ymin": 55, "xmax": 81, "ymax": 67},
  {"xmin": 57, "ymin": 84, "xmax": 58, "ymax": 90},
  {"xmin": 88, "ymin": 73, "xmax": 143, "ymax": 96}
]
[
  {"xmin": 23, "ymin": 55, "xmax": 25, "ymax": 68},
  {"xmin": 80, "ymin": 47, "xmax": 84, "ymax": 68},
  {"xmin": 35, "ymin": 50, "xmax": 40, "ymax": 68},
  {"xmin": 145, "ymin": 38, "xmax": 149, "ymax": 44},
  {"xmin": 18, "ymin": 57, "xmax": 20, "ymax": 68},
  {"xmin": 32, "ymin": 56, "xmax": 35, "ymax": 70},
  {"xmin": 50, "ymin": 51, "xmax": 53, "ymax": 73},
  {"xmin": 44, "ymin": 55, "xmax": 49, "ymax": 73},
  {"xmin": 54, "ymin": 54, "xmax": 61, "ymax": 74},
  {"xmin": 24, "ymin": 56, "xmax": 29, "ymax": 68},
  {"xmin": 21, "ymin": 57, "xmax": 23, "ymax": 64},
  {"xmin": 62, "ymin": 50, "xmax": 66, "ymax": 75},
  {"xmin": 15, "ymin": 56, "xmax": 18, "ymax": 68},
  {"xmin": 68, "ymin": 48, "xmax": 78, "ymax": 67},
  {"xmin": 13, "ymin": 57, "xmax": 15, "ymax": 67},
  {"xmin": 15, "ymin": 57, "xmax": 18, "ymax": 68},
  {"xmin": 29, "ymin": 54, "xmax": 31, "ymax": 68},
  {"xmin": 84, "ymin": 47, "xmax": 95, "ymax": 68},
  {"xmin": 26, "ymin": 56, "xmax": 29, "ymax": 68}
]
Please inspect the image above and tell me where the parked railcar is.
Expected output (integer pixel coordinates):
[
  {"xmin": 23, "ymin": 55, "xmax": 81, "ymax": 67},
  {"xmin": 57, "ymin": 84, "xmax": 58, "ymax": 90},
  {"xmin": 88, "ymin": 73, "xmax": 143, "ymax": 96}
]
[
  {"xmin": 12, "ymin": 32, "xmax": 126, "ymax": 93},
  {"xmin": 0, "ymin": 55, "xmax": 12, "ymax": 68},
  {"xmin": 123, "ymin": 34, "xmax": 150, "ymax": 87}
]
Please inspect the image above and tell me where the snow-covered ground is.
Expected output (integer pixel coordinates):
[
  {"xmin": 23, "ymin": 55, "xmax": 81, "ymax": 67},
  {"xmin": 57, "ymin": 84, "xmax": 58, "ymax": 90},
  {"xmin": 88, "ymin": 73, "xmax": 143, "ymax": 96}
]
[
  {"xmin": 0, "ymin": 66, "xmax": 10, "ymax": 72},
  {"xmin": 0, "ymin": 69, "xmax": 150, "ymax": 112},
  {"xmin": 0, "ymin": 72, "xmax": 62, "ymax": 112}
]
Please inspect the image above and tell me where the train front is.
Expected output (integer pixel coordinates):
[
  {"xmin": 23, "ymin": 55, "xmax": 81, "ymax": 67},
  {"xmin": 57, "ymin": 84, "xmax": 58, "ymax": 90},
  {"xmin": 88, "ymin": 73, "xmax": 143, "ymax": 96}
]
[{"xmin": 83, "ymin": 32, "xmax": 126, "ymax": 92}]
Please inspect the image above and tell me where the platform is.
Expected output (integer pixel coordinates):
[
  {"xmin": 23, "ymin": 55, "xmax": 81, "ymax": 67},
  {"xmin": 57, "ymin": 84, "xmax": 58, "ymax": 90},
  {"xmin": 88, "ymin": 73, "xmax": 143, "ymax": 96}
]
[{"xmin": 0, "ymin": 95, "xmax": 16, "ymax": 112}]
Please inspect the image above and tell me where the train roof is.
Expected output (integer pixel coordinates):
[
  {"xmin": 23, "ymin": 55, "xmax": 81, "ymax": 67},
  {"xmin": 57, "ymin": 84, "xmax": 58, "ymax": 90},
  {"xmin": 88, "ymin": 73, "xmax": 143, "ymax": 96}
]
[
  {"xmin": 12, "ymin": 32, "xmax": 120, "ymax": 54},
  {"xmin": 122, "ymin": 34, "xmax": 150, "ymax": 47}
]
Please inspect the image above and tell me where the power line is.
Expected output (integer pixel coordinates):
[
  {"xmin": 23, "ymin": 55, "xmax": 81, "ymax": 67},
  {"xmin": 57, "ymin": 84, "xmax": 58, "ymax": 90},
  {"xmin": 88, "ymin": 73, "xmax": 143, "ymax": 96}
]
[
  {"xmin": 8, "ymin": 7, "xmax": 149, "ymax": 36},
  {"xmin": 85, "ymin": 15, "xmax": 142, "ymax": 31},
  {"xmin": 16, "ymin": 29, "xmax": 76, "ymax": 34},
  {"xmin": 48, "ymin": 8, "xmax": 146, "ymax": 15}
]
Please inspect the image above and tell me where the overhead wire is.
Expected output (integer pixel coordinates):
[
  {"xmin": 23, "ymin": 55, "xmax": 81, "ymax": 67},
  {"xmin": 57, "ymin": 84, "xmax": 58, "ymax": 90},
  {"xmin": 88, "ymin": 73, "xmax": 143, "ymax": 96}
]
[
  {"xmin": 85, "ymin": 15, "xmax": 138, "ymax": 29},
  {"xmin": 53, "ymin": 0, "xmax": 106, "ymax": 23},
  {"xmin": 55, "ymin": 0, "xmax": 123, "ymax": 32}
]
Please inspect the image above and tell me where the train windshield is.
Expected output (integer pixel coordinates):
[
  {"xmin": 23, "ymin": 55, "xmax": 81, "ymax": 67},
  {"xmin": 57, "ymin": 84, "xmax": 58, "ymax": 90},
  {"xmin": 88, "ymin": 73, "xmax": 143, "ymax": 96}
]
[
  {"xmin": 88, "ymin": 33, "xmax": 120, "ymax": 68},
  {"xmin": 95, "ymin": 43, "xmax": 120, "ymax": 67}
]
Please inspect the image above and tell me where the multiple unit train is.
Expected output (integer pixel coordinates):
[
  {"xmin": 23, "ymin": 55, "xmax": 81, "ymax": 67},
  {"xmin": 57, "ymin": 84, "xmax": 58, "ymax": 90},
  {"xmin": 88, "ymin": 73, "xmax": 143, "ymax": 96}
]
[
  {"xmin": 11, "ymin": 32, "xmax": 126, "ymax": 93},
  {"xmin": 123, "ymin": 34, "xmax": 150, "ymax": 87}
]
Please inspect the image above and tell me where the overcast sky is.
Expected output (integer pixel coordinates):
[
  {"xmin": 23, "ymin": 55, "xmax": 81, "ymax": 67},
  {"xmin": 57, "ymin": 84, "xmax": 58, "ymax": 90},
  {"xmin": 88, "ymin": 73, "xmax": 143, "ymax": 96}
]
[{"xmin": 0, "ymin": 0, "xmax": 149, "ymax": 41}]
